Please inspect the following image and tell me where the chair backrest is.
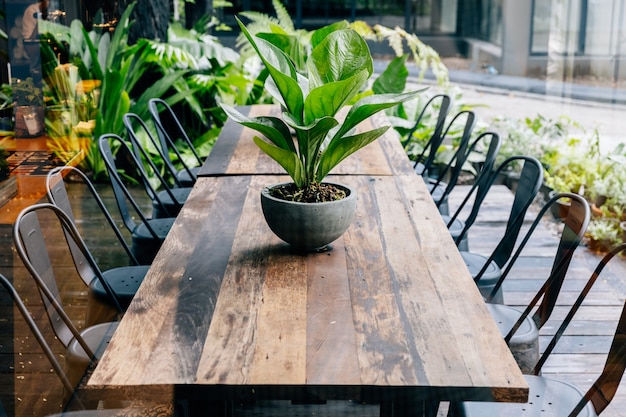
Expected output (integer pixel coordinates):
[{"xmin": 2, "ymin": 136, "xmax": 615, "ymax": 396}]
[
  {"xmin": 428, "ymin": 110, "xmax": 477, "ymax": 207},
  {"xmin": 581, "ymin": 289, "xmax": 626, "ymax": 415},
  {"xmin": 98, "ymin": 134, "xmax": 169, "ymax": 239},
  {"xmin": 446, "ymin": 131, "xmax": 502, "ymax": 229},
  {"xmin": 533, "ymin": 244, "xmax": 626, "ymax": 415},
  {"xmin": 461, "ymin": 156, "xmax": 544, "ymax": 273},
  {"xmin": 124, "ymin": 112, "xmax": 186, "ymax": 189},
  {"xmin": 120, "ymin": 114, "xmax": 182, "ymax": 215},
  {"xmin": 487, "ymin": 193, "xmax": 589, "ymax": 325},
  {"xmin": 0, "ymin": 272, "xmax": 173, "ymax": 414},
  {"xmin": 402, "ymin": 94, "xmax": 452, "ymax": 175},
  {"xmin": 149, "ymin": 98, "xmax": 202, "ymax": 180},
  {"xmin": 0, "ymin": 273, "xmax": 76, "ymax": 396},
  {"xmin": 46, "ymin": 166, "xmax": 140, "ymax": 273},
  {"xmin": 12, "ymin": 203, "xmax": 112, "ymax": 358}
]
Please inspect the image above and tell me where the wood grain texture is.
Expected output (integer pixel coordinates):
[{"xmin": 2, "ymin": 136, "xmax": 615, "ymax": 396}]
[
  {"xmin": 89, "ymin": 175, "xmax": 527, "ymax": 405},
  {"xmin": 89, "ymin": 107, "xmax": 528, "ymax": 413}
]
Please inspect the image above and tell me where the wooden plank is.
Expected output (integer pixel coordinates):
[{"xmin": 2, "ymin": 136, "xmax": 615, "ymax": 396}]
[
  {"xmin": 0, "ymin": 176, "xmax": 18, "ymax": 208},
  {"xmin": 391, "ymin": 174, "xmax": 527, "ymax": 402},
  {"xmin": 306, "ymin": 237, "xmax": 361, "ymax": 386},
  {"xmin": 247, "ymin": 244, "xmax": 308, "ymax": 385},
  {"xmin": 90, "ymin": 176, "xmax": 251, "ymax": 386},
  {"xmin": 343, "ymin": 176, "xmax": 418, "ymax": 388}
]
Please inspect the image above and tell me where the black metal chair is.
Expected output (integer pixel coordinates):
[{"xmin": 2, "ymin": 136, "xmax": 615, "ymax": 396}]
[
  {"xmin": 46, "ymin": 166, "xmax": 148, "ymax": 325},
  {"xmin": 123, "ymin": 112, "xmax": 192, "ymax": 218},
  {"xmin": 458, "ymin": 156, "xmax": 544, "ymax": 303},
  {"xmin": 451, "ymin": 243, "xmax": 626, "ymax": 417},
  {"xmin": 441, "ymin": 131, "xmax": 502, "ymax": 250},
  {"xmin": 485, "ymin": 192, "xmax": 590, "ymax": 373},
  {"xmin": 0, "ymin": 273, "xmax": 175, "ymax": 416},
  {"xmin": 426, "ymin": 109, "xmax": 477, "ymax": 215},
  {"xmin": 98, "ymin": 134, "xmax": 176, "ymax": 264},
  {"xmin": 149, "ymin": 98, "xmax": 204, "ymax": 187},
  {"xmin": 13, "ymin": 203, "xmax": 121, "ymax": 392},
  {"xmin": 401, "ymin": 93, "xmax": 452, "ymax": 177}
]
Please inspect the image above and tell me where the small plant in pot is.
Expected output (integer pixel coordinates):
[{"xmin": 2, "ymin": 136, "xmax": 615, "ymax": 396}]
[
  {"xmin": 222, "ymin": 18, "xmax": 422, "ymax": 250},
  {"xmin": 12, "ymin": 77, "xmax": 45, "ymax": 137}
]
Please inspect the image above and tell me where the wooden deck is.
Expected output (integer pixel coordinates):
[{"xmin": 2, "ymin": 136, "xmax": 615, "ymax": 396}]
[{"xmin": 0, "ymin": 179, "xmax": 625, "ymax": 417}]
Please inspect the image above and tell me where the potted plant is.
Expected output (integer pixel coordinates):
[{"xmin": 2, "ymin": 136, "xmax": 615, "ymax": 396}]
[
  {"xmin": 0, "ymin": 83, "xmax": 13, "ymax": 132},
  {"xmin": 12, "ymin": 77, "xmax": 45, "ymax": 137},
  {"xmin": 585, "ymin": 217, "xmax": 621, "ymax": 254},
  {"xmin": 221, "ymin": 18, "xmax": 422, "ymax": 250}
]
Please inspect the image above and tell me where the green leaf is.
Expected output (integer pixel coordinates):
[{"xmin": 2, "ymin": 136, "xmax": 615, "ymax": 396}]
[
  {"xmin": 310, "ymin": 20, "xmax": 350, "ymax": 49},
  {"xmin": 257, "ymin": 32, "xmax": 307, "ymax": 69},
  {"xmin": 221, "ymin": 104, "xmax": 296, "ymax": 153},
  {"xmin": 372, "ymin": 54, "xmax": 409, "ymax": 94},
  {"xmin": 304, "ymin": 70, "xmax": 368, "ymax": 124},
  {"xmin": 81, "ymin": 26, "xmax": 103, "ymax": 80},
  {"xmin": 237, "ymin": 17, "xmax": 304, "ymax": 121},
  {"xmin": 308, "ymin": 29, "xmax": 373, "ymax": 89},
  {"xmin": 334, "ymin": 89, "xmax": 426, "ymax": 140},
  {"xmin": 253, "ymin": 136, "xmax": 305, "ymax": 187},
  {"xmin": 107, "ymin": 1, "xmax": 136, "ymax": 69},
  {"xmin": 317, "ymin": 127, "xmax": 390, "ymax": 181},
  {"xmin": 282, "ymin": 114, "xmax": 339, "ymax": 181},
  {"xmin": 132, "ymin": 71, "xmax": 188, "ymax": 120}
]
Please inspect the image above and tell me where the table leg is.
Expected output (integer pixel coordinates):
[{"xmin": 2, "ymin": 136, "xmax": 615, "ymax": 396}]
[
  {"xmin": 187, "ymin": 399, "xmax": 234, "ymax": 417},
  {"xmin": 380, "ymin": 399, "xmax": 439, "ymax": 417}
]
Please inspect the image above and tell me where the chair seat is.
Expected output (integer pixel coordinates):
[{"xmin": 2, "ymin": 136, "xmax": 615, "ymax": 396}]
[
  {"xmin": 460, "ymin": 251, "xmax": 504, "ymax": 303},
  {"xmin": 452, "ymin": 374, "xmax": 597, "ymax": 417},
  {"xmin": 90, "ymin": 265, "xmax": 149, "ymax": 307},
  {"xmin": 153, "ymin": 187, "xmax": 192, "ymax": 218},
  {"xmin": 427, "ymin": 179, "xmax": 449, "ymax": 215},
  {"xmin": 66, "ymin": 321, "xmax": 119, "ymax": 388},
  {"xmin": 441, "ymin": 214, "xmax": 467, "ymax": 251},
  {"xmin": 86, "ymin": 265, "xmax": 148, "ymax": 326},
  {"xmin": 486, "ymin": 303, "xmax": 539, "ymax": 373},
  {"xmin": 177, "ymin": 166, "xmax": 200, "ymax": 187},
  {"xmin": 133, "ymin": 217, "xmax": 175, "ymax": 241},
  {"xmin": 132, "ymin": 217, "xmax": 176, "ymax": 264}
]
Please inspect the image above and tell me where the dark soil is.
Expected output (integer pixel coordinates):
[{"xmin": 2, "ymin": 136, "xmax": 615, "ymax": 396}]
[{"xmin": 269, "ymin": 182, "xmax": 348, "ymax": 203}]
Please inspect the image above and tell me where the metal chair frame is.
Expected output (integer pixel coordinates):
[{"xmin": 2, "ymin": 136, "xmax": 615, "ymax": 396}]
[
  {"xmin": 46, "ymin": 166, "xmax": 140, "ymax": 266},
  {"xmin": 452, "ymin": 244, "xmax": 626, "ymax": 417},
  {"xmin": 401, "ymin": 93, "xmax": 453, "ymax": 176},
  {"xmin": 123, "ymin": 113, "xmax": 192, "ymax": 218},
  {"xmin": 0, "ymin": 273, "xmax": 176, "ymax": 416},
  {"xmin": 149, "ymin": 98, "xmax": 203, "ymax": 186},
  {"xmin": 426, "ymin": 109, "xmax": 477, "ymax": 212},
  {"xmin": 99, "ymin": 134, "xmax": 176, "ymax": 264},
  {"xmin": 444, "ymin": 131, "xmax": 502, "ymax": 226},
  {"xmin": 13, "ymin": 203, "xmax": 118, "ymax": 358}
]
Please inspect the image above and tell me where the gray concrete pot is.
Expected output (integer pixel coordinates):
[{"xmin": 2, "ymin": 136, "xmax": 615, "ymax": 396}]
[{"xmin": 260, "ymin": 182, "xmax": 357, "ymax": 251}]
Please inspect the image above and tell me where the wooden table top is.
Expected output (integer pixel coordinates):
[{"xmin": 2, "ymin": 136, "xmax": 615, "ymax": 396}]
[{"xmin": 88, "ymin": 108, "xmax": 527, "ymax": 413}]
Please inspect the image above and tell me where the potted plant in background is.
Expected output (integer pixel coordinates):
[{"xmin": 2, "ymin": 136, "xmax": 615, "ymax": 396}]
[
  {"xmin": 12, "ymin": 77, "xmax": 45, "ymax": 138},
  {"xmin": 0, "ymin": 83, "xmax": 13, "ymax": 133},
  {"xmin": 222, "ymin": 18, "xmax": 422, "ymax": 250}
]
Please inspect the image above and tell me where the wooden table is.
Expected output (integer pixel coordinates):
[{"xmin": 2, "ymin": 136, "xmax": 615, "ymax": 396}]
[{"xmin": 88, "ymin": 106, "xmax": 528, "ymax": 416}]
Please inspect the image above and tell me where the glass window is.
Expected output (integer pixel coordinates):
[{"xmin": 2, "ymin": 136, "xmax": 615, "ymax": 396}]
[
  {"xmin": 532, "ymin": 0, "xmax": 583, "ymax": 55},
  {"xmin": 224, "ymin": 0, "xmax": 457, "ymax": 34}
]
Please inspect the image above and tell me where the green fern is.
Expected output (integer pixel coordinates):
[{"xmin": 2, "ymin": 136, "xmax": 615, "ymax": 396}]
[
  {"xmin": 272, "ymin": 0, "xmax": 295, "ymax": 32},
  {"xmin": 365, "ymin": 23, "xmax": 449, "ymax": 86}
]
